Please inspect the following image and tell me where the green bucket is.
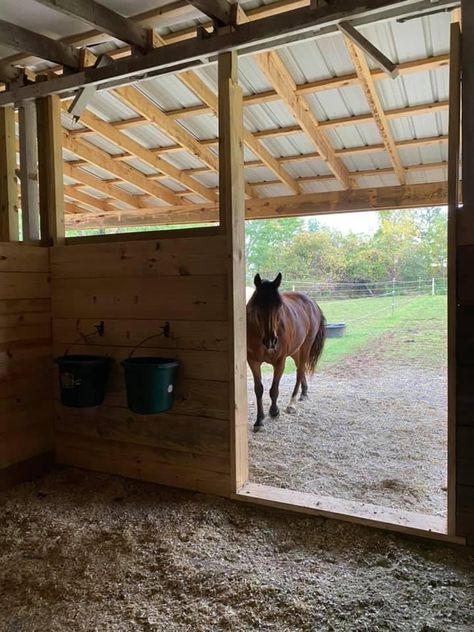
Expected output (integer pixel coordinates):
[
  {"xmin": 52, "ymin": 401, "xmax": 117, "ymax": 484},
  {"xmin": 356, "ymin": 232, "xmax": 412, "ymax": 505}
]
[
  {"xmin": 121, "ymin": 357, "xmax": 179, "ymax": 415},
  {"xmin": 55, "ymin": 355, "xmax": 111, "ymax": 408}
]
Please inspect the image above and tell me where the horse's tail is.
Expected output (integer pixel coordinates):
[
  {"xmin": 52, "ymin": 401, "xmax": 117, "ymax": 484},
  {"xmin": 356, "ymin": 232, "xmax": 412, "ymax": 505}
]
[{"xmin": 306, "ymin": 306, "xmax": 326, "ymax": 376}]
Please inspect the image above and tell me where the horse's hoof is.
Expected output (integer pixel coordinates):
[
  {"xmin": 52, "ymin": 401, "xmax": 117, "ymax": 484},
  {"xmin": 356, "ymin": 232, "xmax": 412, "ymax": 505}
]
[
  {"xmin": 269, "ymin": 408, "xmax": 280, "ymax": 418},
  {"xmin": 253, "ymin": 423, "xmax": 264, "ymax": 433},
  {"xmin": 286, "ymin": 405, "xmax": 297, "ymax": 414},
  {"xmin": 299, "ymin": 395, "xmax": 308, "ymax": 402}
]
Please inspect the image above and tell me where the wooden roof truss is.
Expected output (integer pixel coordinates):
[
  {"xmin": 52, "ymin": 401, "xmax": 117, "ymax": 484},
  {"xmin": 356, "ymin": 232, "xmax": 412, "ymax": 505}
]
[{"xmin": 0, "ymin": 0, "xmax": 456, "ymax": 228}]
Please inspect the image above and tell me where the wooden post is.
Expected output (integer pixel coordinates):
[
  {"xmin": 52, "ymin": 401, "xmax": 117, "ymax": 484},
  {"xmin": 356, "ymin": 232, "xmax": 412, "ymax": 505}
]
[
  {"xmin": 447, "ymin": 17, "xmax": 461, "ymax": 536},
  {"xmin": 457, "ymin": 0, "xmax": 474, "ymax": 543},
  {"xmin": 19, "ymin": 101, "xmax": 41, "ymax": 242},
  {"xmin": 0, "ymin": 106, "xmax": 19, "ymax": 241},
  {"xmin": 36, "ymin": 94, "xmax": 65, "ymax": 245},
  {"xmin": 218, "ymin": 51, "xmax": 248, "ymax": 491}
]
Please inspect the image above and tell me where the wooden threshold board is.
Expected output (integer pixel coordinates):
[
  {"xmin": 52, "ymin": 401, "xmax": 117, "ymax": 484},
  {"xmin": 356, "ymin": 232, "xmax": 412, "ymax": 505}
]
[{"xmin": 235, "ymin": 482, "xmax": 465, "ymax": 545}]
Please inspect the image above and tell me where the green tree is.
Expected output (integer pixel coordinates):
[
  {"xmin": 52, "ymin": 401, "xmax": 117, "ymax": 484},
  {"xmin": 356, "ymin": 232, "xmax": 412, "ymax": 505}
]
[
  {"xmin": 280, "ymin": 228, "xmax": 345, "ymax": 282},
  {"xmin": 245, "ymin": 217, "xmax": 303, "ymax": 281}
]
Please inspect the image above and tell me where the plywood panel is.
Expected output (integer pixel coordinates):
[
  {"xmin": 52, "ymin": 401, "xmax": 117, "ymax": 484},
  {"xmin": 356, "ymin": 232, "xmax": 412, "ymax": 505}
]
[
  {"xmin": 52, "ymin": 275, "xmax": 226, "ymax": 320},
  {"xmin": 52, "ymin": 343, "xmax": 228, "ymax": 383},
  {"xmin": 52, "ymin": 235, "xmax": 227, "ymax": 278},
  {"xmin": 0, "ymin": 242, "xmax": 52, "ymax": 488},
  {"xmin": 56, "ymin": 434, "xmax": 231, "ymax": 496},
  {"xmin": 51, "ymin": 235, "xmax": 231, "ymax": 498},
  {"xmin": 1, "ymin": 272, "xmax": 50, "ymax": 300},
  {"xmin": 0, "ymin": 243, "xmax": 49, "ymax": 272},
  {"xmin": 0, "ymin": 298, "xmax": 50, "ymax": 316},
  {"xmin": 0, "ymin": 420, "xmax": 53, "ymax": 468},
  {"xmin": 54, "ymin": 377, "xmax": 229, "ymax": 421},
  {"xmin": 55, "ymin": 406, "xmax": 229, "ymax": 457},
  {"xmin": 53, "ymin": 318, "xmax": 228, "ymax": 352}
]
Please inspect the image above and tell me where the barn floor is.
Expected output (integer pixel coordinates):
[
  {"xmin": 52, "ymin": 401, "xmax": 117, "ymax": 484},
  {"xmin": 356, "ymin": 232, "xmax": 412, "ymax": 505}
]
[
  {"xmin": 0, "ymin": 468, "xmax": 473, "ymax": 632},
  {"xmin": 249, "ymin": 330, "xmax": 447, "ymax": 517}
]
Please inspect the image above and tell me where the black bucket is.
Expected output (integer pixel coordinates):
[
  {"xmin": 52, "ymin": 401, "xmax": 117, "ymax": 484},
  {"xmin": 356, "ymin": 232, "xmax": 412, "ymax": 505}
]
[
  {"xmin": 55, "ymin": 355, "xmax": 111, "ymax": 408},
  {"xmin": 121, "ymin": 357, "xmax": 179, "ymax": 415},
  {"xmin": 325, "ymin": 323, "xmax": 347, "ymax": 338}
]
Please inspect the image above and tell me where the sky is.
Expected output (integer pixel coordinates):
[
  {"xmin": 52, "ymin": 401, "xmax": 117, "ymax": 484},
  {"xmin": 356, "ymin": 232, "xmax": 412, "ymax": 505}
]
[{"xmin": 307, "ymin": 211, "xmax": 379, "ymax": 235}]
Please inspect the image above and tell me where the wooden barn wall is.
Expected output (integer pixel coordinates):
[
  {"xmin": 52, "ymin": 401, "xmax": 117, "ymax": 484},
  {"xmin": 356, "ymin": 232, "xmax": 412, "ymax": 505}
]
[
  {"xmin": 0, "ymin": 243, "xmax": 53, "ymax": 490},
  {"xmin": 50, "ymin": 235, "xmax": 231, "ymax": 496}
]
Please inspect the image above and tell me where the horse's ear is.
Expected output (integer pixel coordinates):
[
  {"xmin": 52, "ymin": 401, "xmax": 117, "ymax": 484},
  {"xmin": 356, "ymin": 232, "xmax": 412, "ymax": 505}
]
[
  {"xmin": 273, "ymin": 272, "xmax": 282, "ymax": 288},
  {"xmin": 254, "ymin": 273, "xmax": 262, "ymax": 289}
]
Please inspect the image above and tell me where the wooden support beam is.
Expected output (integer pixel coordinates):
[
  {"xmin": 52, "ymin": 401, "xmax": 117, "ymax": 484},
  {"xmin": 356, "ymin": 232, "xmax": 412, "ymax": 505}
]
[
  {"xmin": 218, "ymin": 50, "xmax": 248, "ymax": 490},
  {"xmin": 32, "ymin": 0, "xmax": 151, "ymax": 51},
  {"xmin": 114, "ymin": 85, "xmax": 254, "ymax": 198},
  {"xmin": 63, "ymin": 105, "xmax": 217, "ymax": 202},
  {"xmin": 0, "ymin": 0, "xmax": 458, "ymax": 105},
  {"xmin": 36, "ymin": 95, "xmax": 65, "ymax": 245},
  {"xmin": 0, "ymin": 18, "xmax": 80, "ymax": 82},
  {"xmin": 0, "ymin": 0, "xmax": 278, "ymax": 74},
  {"xmin": 338, "ymin": 20, "xmax": 398, "ymax": 78},
  {"xmin": 18, "ymin": 101, "xmax": 40, "ymax": 241},
  {"xmin": 343, "ymin": 34, "xmax": 406, "ymax": 184},
  {"xmin": 179, "ymin": 70, "xmax": 299, "ymax": 193},
  {"xmin": 186, "ymin": 0, "xmax": 235, "ymax": 26},
  {"xmin": 64, "ymin": 185, "xmax": 111, "ymax": 213},
  {"xmin": 65, "ymin": 181, "xmax": 449, "ymax": 229},
  {"xmin": 447, "ymin": 17, "xmax": 461, "ymax": 537},
  {"xmin": 63, "ymin": 162, "xmax": 146, "ymax": 209},
  {"xmin": 254, "ymin": 50, "xmax": 351, "ymax": 188},
  {"xmin": 62, "ymin": 133, "xmax": 184, "ymax": 206},
  {"xmin": 0, "ymin": 107, "xmax": 19, "ymax": 240},
  {"xmin": 114, "ymin": 86, "xmax": 220, "ymax": 173}
]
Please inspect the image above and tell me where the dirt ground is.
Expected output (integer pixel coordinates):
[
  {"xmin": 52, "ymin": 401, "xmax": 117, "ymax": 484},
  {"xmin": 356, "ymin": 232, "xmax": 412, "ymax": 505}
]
[
  {"xmin": 0, "ymin": 468, "xmax": 473, "ymax": 632},
  {"xmin": 248, "ymin": 335, "xmax": 448, "ymax": 517}
]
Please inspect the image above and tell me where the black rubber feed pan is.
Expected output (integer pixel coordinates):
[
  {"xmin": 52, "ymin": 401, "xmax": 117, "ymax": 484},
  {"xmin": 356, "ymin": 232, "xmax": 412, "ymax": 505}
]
[{"xmin": 325, "ymin": 323, "xmax": 346, "ymax": 338}]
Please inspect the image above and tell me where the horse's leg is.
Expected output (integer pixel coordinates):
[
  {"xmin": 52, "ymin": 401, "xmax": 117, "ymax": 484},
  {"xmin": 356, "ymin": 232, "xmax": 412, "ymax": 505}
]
[
  {"xmin": 269, "ymin": 359, "xmax": 285, "ymax": 418},
  {"xmin": 300, "ymin": 373, "xmax": 309, "ymax": 401},
  {"xmin": 286, "ymin": 354, "xmax": 305, "ymax": 414},
  {"xmin": 249, "ymin": 360, "xmax": 265, "ymax": 431}
]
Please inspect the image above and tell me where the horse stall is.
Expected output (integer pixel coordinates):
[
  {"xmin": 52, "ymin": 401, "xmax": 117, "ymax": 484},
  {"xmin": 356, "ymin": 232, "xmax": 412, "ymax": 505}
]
[{"xmin": 1, "ymin": 0, "xmax": 474, "ymax": 629}]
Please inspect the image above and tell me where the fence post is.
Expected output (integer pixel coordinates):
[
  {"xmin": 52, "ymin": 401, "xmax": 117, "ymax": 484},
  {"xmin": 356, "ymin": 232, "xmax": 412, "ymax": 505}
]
[
  {"xmin": 391, "ymin": 278, "xmax": 396, "ymax": 316},
  {"xmin": 432, "ymin": 278, "xmax": 436, "ymax": 296}
]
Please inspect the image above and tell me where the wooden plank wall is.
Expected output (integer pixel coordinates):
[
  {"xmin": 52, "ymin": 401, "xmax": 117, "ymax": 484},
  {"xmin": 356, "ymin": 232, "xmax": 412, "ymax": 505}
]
[
  {"xmin": 0, "ymin": 242, "xmax": 53, "ymax": 489},
  {"xmin": 51, "ymin": 235, "xmax": 232, "ymax": 496}
]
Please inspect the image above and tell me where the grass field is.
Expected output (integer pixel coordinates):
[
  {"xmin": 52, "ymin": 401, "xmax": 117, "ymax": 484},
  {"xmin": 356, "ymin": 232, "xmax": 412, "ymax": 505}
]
[{"xmin": 272, "ymin": 294, "xmax": 447, "ymax": 374}]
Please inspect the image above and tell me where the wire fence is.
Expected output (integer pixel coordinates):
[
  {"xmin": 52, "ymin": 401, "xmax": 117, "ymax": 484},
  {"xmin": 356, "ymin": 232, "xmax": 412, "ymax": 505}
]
[{"xmin": 268, "ymin": 277, "xmax": 448, "ymax": 302}]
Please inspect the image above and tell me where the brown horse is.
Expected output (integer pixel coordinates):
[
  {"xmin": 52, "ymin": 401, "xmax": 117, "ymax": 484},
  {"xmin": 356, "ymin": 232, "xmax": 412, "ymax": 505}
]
[{"xmin": 247, "ymin": 273, "xmax": 326, "ymax": 431}]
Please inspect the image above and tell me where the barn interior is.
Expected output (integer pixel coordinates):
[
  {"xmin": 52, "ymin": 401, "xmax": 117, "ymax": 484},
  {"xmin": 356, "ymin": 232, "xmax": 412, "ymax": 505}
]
[{"xmin": 0, "ymin": 0, "xmax": 473, "ymax": 628}]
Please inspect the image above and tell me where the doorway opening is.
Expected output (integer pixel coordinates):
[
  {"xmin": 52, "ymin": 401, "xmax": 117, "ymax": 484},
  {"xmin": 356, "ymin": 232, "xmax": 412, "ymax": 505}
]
[{"xmin": 242, "ymin": 207, "xmax": 452, "ymax": 538}]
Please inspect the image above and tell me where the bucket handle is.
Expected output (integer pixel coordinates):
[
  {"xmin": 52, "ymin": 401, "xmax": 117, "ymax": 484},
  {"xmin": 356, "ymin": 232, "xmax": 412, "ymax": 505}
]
[
  {"xmin": 128, "ymin": 322, "xmax": 171, "ymax": 359},
  {"xmin": 64, "ymin": 321, "xmax": 105, "ymax": 356}
]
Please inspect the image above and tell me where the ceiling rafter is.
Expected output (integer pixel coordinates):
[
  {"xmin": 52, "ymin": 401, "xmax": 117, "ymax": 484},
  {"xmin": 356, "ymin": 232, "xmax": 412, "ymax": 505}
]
[
  {"xmin": 63, "ymin": 162, "xmax": 147, "ymax": 208},
  {"xmin": 69, "ymin": 98, "xmax": 449, "ymax": 141},
  {"xmin": 0, "ymin": 0, "xmax": 204, "ymax": 76},
  {"xmin": 0, "ymin": 17, "xmax": 81, "ymax": 81},
  {"xmin": 64, "ymin": 185, "xmax": 114, "ymax": 213},
  {"xmin": 114, "ymin": 85, "xmax": 220, "ymax": 173},
  {"xmin": 113, "ymin": 84, "xmax": 255, "ymax": 198},
  {"xmin": 62, "ymin": 104, "xmax": 217, "ymax": 202},
  {"xmin": 177, "ymin": 69, "xmax": 300, "ymax": 193},
  {"xmin": 63, "ymin": 133, "xmax": 185, "ymax": 206},
  {"xmin": 184, "ymin": 0, "xmax": 235, "ymax": 26},
  {"xmin": 32, "ymin": 0, "xmax": 153, "ymax": 51},
  {"xmin": 231, "ymin": 5, "xmax": 351, "ymax": 188},
  {"xmin": 342, "ymin": 33, "xmax": 406, "ymax": 185}
]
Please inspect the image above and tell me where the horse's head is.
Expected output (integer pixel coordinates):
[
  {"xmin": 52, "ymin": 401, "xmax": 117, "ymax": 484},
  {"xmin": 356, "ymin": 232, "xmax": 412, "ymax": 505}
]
[{"xmin": 250, "ymin": 273, "xmax": 283, "ymax": 351}]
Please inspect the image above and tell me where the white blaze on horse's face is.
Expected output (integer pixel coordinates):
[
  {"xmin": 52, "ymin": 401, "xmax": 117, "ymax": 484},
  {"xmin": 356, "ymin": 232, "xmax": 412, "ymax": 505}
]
[{"xmin": 262, "ymin": 309, "xmax": 279, "ymax": 351}]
